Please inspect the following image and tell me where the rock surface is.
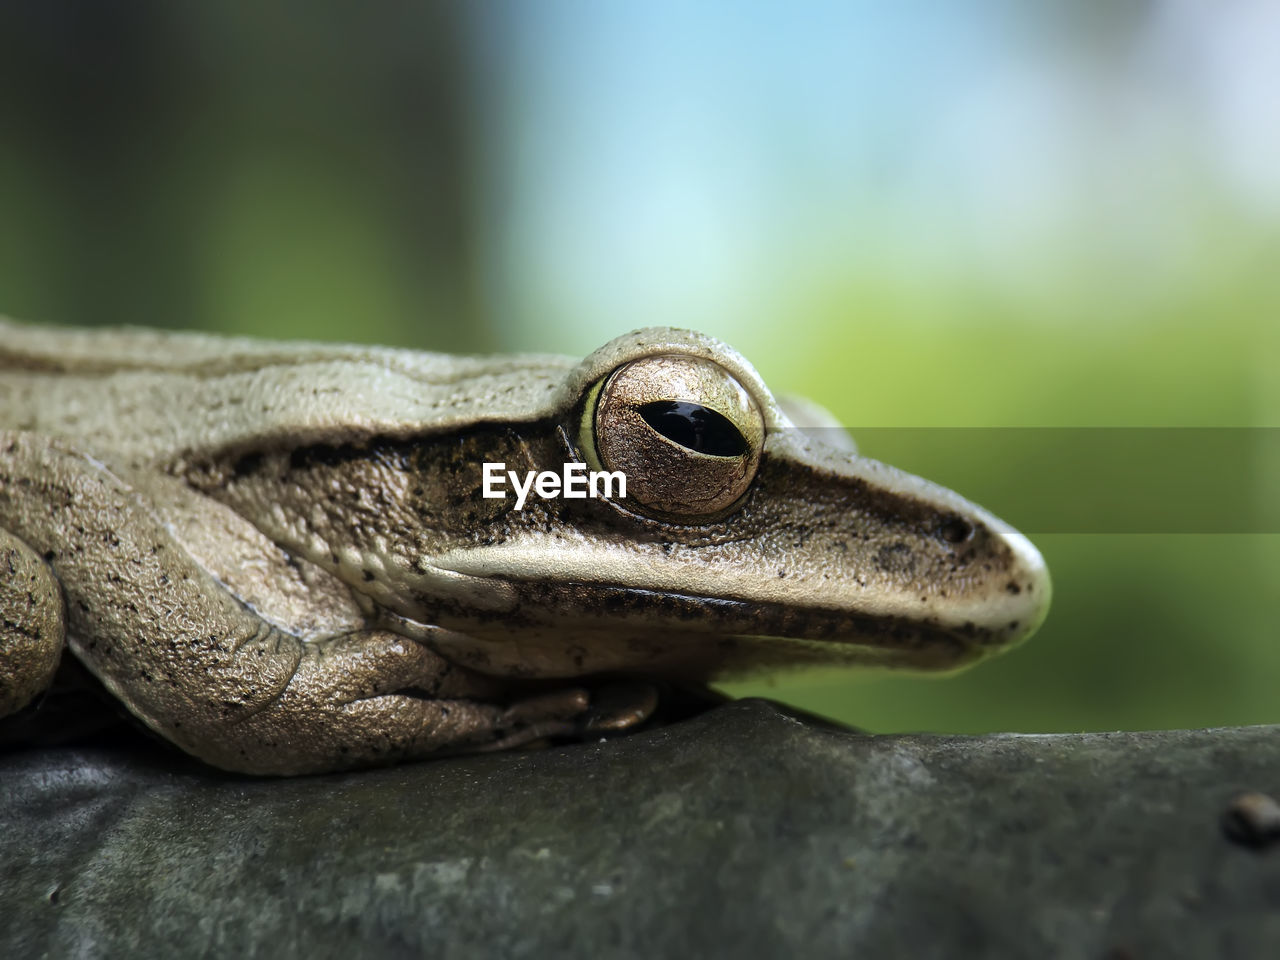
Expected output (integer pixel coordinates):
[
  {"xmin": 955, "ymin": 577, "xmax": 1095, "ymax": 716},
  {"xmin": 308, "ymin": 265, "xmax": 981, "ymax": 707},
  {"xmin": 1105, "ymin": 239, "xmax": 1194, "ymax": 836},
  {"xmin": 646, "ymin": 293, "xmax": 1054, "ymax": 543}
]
[{"xmin": 3, "ymin": 699, "xmax": 1279, "ymax": 959}]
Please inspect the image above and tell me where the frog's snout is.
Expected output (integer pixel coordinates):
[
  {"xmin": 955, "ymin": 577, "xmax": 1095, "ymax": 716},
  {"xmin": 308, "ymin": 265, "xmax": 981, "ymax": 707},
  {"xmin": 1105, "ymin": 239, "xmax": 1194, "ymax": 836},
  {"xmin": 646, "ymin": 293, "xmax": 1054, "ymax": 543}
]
[{"xmin": 997, "ymin": 530, "xmax": 1053, "ymax": 647}]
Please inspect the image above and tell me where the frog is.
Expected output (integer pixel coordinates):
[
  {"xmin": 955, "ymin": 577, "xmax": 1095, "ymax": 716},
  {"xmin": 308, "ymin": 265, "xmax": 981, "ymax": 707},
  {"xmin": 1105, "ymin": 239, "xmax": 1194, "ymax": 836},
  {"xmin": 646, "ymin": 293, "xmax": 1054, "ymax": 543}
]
[{"xmin": 0, "ymin": 319, "xmax": 1050, "ymax": 774}]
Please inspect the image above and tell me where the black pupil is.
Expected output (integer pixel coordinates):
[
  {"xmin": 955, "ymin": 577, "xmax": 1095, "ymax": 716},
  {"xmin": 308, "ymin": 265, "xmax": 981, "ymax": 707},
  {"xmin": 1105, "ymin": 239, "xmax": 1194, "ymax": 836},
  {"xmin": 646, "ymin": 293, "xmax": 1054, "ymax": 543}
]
[{"xmin": 637, "ymin": 401, "xmax": 747, "ymax": 457}]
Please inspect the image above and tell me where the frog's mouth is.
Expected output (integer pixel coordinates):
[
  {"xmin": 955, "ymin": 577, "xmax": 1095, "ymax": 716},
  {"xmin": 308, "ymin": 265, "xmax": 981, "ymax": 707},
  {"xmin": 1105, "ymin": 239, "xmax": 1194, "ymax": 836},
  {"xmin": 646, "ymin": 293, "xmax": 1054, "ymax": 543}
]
[{"xmin": 403, "ymin": 577, "xmax": 1028, "ymax": 682}]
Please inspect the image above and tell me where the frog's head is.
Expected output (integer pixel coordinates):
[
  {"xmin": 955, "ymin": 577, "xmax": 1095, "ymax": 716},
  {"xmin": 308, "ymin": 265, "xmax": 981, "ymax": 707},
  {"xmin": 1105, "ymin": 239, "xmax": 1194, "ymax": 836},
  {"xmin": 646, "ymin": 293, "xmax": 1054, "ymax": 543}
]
[{"xmin": 410, "ymin": 328, "xmax": 1051, "ymax": 682}]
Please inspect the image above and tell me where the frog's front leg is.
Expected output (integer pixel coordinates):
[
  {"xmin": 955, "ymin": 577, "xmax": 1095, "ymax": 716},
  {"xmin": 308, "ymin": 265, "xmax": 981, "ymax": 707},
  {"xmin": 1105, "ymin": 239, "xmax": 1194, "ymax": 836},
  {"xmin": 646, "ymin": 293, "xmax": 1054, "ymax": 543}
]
[
  {"xmin": 216, "ymin": 628, "xmax": 596, "ymax": 773},
  {"xmin": 0, "ymin": 432, "xmax": 593, "ymax": 774}
]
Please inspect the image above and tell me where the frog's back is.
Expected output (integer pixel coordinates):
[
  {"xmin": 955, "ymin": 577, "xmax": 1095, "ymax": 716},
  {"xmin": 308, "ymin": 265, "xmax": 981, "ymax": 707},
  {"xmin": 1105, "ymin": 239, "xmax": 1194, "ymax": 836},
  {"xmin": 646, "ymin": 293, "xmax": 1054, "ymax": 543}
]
[{"xmin": 0, "ymin": 319, "xmax": 576, "ymax": 467}]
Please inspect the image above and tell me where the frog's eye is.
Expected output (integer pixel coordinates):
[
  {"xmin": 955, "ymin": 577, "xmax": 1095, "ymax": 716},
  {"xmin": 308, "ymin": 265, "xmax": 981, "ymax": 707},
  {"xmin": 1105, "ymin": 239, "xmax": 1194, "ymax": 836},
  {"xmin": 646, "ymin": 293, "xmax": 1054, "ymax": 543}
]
[{"xmin": 581, "ymin": 355, "xmax": 765, "ymax": 520}]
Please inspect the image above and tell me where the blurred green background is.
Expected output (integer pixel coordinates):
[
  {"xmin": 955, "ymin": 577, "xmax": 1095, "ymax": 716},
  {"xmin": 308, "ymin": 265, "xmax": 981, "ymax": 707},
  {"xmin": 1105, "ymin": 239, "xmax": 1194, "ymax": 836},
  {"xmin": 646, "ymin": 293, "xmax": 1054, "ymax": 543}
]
[{"xmin": 0, "ymin": 2, "xmax": 1275, "ymax": 734}]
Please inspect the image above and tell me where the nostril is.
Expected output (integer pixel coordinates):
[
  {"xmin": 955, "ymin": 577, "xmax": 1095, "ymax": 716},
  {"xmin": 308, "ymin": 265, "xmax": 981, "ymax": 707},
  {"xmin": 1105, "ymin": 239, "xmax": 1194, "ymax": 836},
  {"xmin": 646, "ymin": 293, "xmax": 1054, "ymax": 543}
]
[{"xmin": 938, "ymin": 516, "xmax": 974, "ymax": 545}]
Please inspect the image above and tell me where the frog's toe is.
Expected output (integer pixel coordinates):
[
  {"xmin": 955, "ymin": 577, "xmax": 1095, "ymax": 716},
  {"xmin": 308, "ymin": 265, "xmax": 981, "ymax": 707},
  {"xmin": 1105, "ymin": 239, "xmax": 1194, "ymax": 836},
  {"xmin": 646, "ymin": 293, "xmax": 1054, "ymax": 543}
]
[
  {"xmin": 500, "ymin": 687, "xmax": 590, "ymax": 726},
  {"xmin": 480, "ymin": 680, "xmax": 659, "ymax": 752},
  {"xmin": 0, "ymin": 528, "xmax": 65, "ymax": 717},
  {"xmin": 577, "ymin": 680, "xmax": 659, "ymax": 733},
  {"xmin": 476, "ymin": 687, "xmax": 590, "ymax": 750}
]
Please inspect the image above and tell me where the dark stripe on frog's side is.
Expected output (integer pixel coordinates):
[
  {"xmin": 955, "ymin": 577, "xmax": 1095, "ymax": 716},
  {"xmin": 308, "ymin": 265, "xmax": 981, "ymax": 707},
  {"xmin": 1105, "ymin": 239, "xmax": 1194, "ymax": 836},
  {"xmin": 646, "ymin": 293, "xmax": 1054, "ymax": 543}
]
[
  {"xmin": 226, "ymin": 440, "xmax": 417, "ymax": 477},
  {"xmin": 179, "ymin": 424, "xmax": 546, "ymax": 552}
]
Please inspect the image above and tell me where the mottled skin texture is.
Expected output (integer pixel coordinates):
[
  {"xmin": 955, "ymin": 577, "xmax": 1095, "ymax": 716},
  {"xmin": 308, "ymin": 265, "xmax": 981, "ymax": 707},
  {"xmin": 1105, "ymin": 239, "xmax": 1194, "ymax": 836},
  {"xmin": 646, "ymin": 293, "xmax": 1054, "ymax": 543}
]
[{"xmin": 0, "ymin": 320, "xmax": 1050, "ymax": 774}]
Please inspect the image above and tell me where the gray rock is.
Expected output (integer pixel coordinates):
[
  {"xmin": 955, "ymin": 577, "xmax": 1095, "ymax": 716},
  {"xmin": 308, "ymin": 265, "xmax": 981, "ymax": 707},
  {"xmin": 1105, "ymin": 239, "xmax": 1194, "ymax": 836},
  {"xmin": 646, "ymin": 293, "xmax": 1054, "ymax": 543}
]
[{"xmin": 3, "ymin": 699, "xmax": 1279, "ymax": 959}]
